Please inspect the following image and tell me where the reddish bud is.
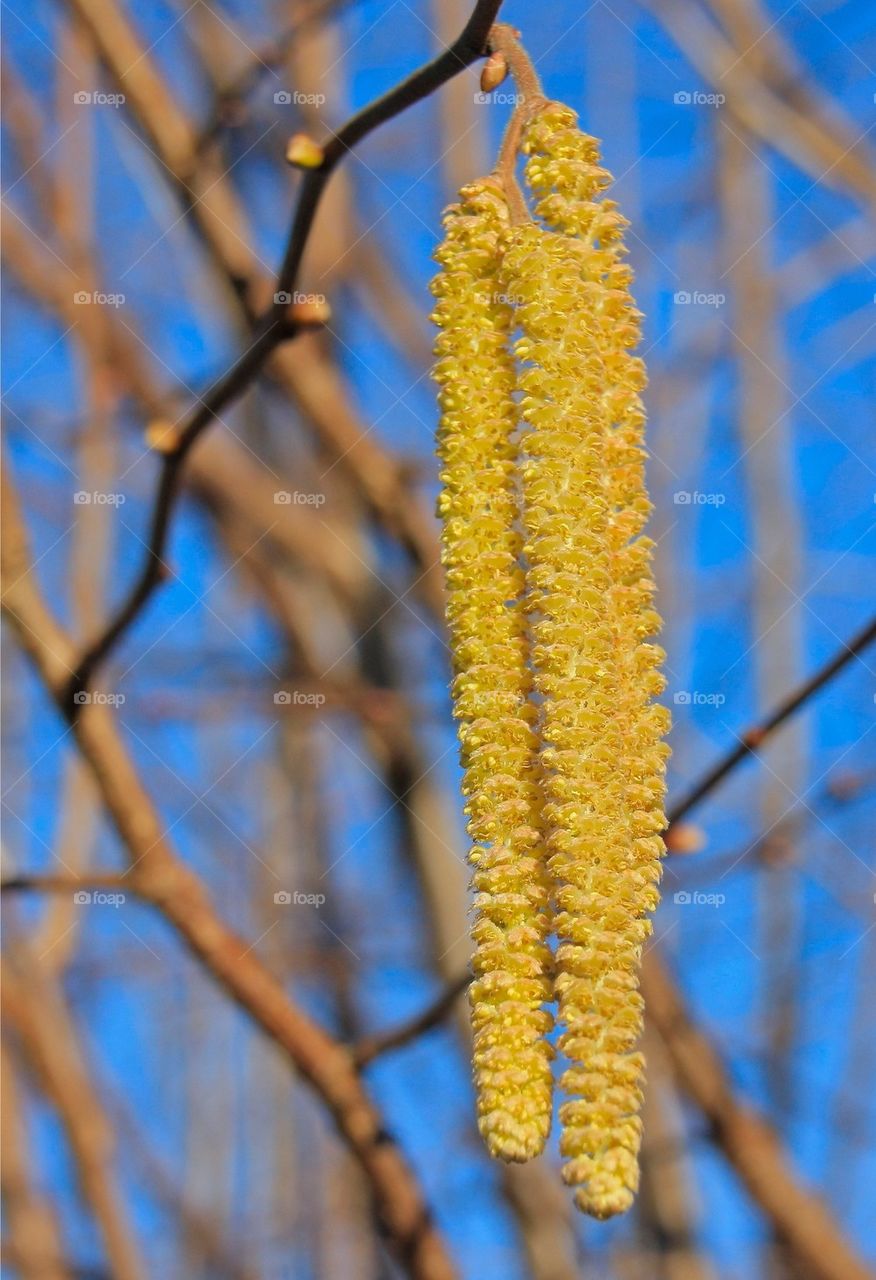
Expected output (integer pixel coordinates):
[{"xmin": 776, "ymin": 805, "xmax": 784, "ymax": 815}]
[{"xmin": 480, "ymin": 52, "xmax": 509, "ymax": 93}]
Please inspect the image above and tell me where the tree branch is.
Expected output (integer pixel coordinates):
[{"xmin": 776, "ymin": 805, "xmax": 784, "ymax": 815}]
[
  {"xmin": 640, "ymin": 953, "xmax": 874, "ymax": 1280},
  {"xmin": 64, "ymin": 0, "xmax": 503, "ymax": 708},
  {"xmin": 352, "ymin": 973, "xmax": 471, "ymax": 1069},
  {"xmin": 667, "ymin": 615, "xmax": 876, "ymax": 825},
  {"xmin": 1, "ymin": 462, "xmax": 458, "ymax": 1280},
  {"xmin": 2, "ymin": 958, "xmax": 147, "ymax": 1280}
]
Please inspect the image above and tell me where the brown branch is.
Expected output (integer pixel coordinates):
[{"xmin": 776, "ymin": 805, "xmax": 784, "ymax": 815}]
[
  {"xmin": 2, "ymin": 874, "xmax": 131, "ymax": 894},
  {"xmin": 0, "ymin": 1043, "xmax": 72, "ymax": 1280},
  {"xmin": 345, "ymin": 608, "xmax": 876, "ymax": 1273},
  {"xmin": 667, "ymin": 614, "xmax": 876, "ymax": 825},
  {"xmin": 2, "ymin": 200, "xmax": 371, "ymax": 611},
  {"xmin": 2, "ymin": 958, "xmax": 147, "ymax": 1280},
  {"xmin": 487, "ymin": 23, "xmax": 544, "ymax": 102},
  {"xmin": 640, "ymin": 953, "xmax": 874, "ymax": 1280},
  {"xmin": 487, "ymin": 24, "xmax": 545, "ymax": 223},
  {"xmin": 637, "ymin": 1027, "xmax": 716, "ymax": 1280},
  {"xmin": 637, "ymin": 0, "xmax": 876, "ymax": 212},
  {"xmin": 1, "ymin": 463, "xmax": 458, "ymax": 1280},
  {"xmin": 56, "ymin": 0, "xmax": 448, "ymax": 649},
  {"xmin": 63, "ymin": 0, "xmax": 503, "ymax": 706},
  {"xmin": 358, "ymin": 948, "xmax": 874, "ymax": 1280},
  {"xmin": 352, "ymin": 973, "xmax": 471, "ymax": 1069},
  {"xmin": 194, "ymin": 0, "xmax": 357, "ymax": 155}
]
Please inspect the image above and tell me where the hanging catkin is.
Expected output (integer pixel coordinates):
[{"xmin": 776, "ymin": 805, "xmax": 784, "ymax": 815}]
[
  {"xmin": 430, "ymin": 178, "xmax": 554, "ymax": 1163},
  {"xmin": 430, "ymin": 78, "xmax": 669, "ymax": 1219},
  {"xmin": 507, "ymin": 101, "xmax": 670, "ymax": 1218}
]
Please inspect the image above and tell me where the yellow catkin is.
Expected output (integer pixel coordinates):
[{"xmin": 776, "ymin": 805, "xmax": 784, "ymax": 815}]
[
  {"xmin": 430, "ymin": 178, "xmax": 554, "ymax": 1162},
  {"xmin": 494, "ymin": 102, "xmax": 671, "ymax": 1219}
]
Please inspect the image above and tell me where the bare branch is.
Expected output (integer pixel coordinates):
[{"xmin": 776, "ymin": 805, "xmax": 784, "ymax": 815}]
[
  {"xmin": 352, "ymin": 974, "xmax": 471, "ymax": 1069},
  {"xmin": 2, "ymin": 958, "xmax": 147, "ymax": 1280},
  {"xmin": 640, "ymin": 953, "xmax": 874, "ymax": 1280},
  {"xmin": 1, "ymin": 462, "xmax": 458, "ymax": 1280},
  {"xmin": 64, "ymin": 0, "xmax": 502, "ymax": 705},
  {"xmin": 667, "ymin": 615, "xmax": 876, "ymax": 825}
]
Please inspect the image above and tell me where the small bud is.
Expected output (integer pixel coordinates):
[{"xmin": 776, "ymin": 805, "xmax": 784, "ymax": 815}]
[
  {"xmin": 826, "ymin": 770, "xmax": 862, "ymax": 801},
  {"xmin": 480, "ymin": 52, "xmax": 509, "ymax": 93},
  {"xmin": 665, "ymin": 822, "xmax": 706, "ymax": 855},
  {"xmin": 288, "ymin": 298, "xmax": 332, "ymax": 327},
  {"xmin": 285, "ymin": 133, "xmax": 324, "ymax": 169},
  {"xmin": 145, "ymin": 419, "xmax": 181, "ymax": 454}
]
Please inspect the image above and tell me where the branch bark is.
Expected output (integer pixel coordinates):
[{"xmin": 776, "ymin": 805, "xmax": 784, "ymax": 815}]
[
  {"xmin": 640, "ymin": 954, "xmax": 874, "ymax": 1280},
  {"xmin": 2, "ymin": 958, "xmax": 146, "ymax": 1280},
  {"xmin": 1, "ymin": 463, "xmax": 458, "ymax": 1280},
  {"xmin": 667, "ymin": 615, "xmax": 876, "ymax": 825},
  {"xmin": 64, "ymin": 0, "xmax": 501, "ymax": 701}
]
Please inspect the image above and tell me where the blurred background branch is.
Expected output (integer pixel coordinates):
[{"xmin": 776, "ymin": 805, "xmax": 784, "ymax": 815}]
[{"xmin": 2, "ymin": 0, "xmax": 874, "ymax": 1277}]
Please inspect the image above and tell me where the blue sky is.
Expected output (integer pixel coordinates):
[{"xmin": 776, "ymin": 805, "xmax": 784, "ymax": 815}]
[{"xmin": 2, "ymin": 1, "xmax": 875, "ymax": 1276}]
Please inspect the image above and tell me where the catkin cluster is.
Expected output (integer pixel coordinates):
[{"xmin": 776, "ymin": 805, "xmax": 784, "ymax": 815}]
[
  {"xmin": 430, "ymin": 102, "xmax": 670, "ymax": 1219},
  {"xmin": 431, "ymin": 178, "xmax": 554, "ymax": 1163}
]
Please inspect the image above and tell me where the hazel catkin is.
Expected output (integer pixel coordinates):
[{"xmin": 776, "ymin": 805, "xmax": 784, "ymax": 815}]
[{"xmin": 430, "ymin": 178, "xmax": 554, "ymax": 1163}]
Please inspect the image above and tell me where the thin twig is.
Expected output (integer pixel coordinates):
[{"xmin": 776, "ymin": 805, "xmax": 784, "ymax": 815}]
[
  {"xmin": 667, "ymin": 614, "xmax": 876, "ymax": 825},
  {"xmin": 488, "ymin": 24, "xmax": 545, "ymax": 223},
  {"xmin": 66, "ymin": 0, "xmax": 503, "ymax": 709},
  {"xmin": 352, "ymin": 973, "xmax": 471, "ymax": 1068},
  {"xmin": 194, "ymin": 0, "xmax": 358, "ymax": 155},
  {"xmin": 2, "ymin": 874, "xmax": 131, "ymax": 894}
]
